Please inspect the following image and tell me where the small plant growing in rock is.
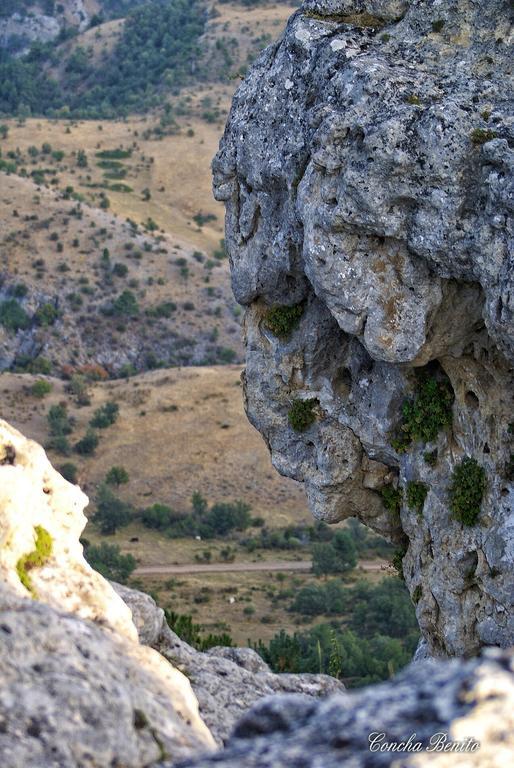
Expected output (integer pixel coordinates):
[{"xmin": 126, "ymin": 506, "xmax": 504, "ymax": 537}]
[
  {"xmin": 391, "ymin": 546, "xmax": 407, "ymax": 581},
  {"xmin": 406, "ymin": 481, "xmax": 428, "ymax": 516},
  {"xmin": 412, "ymin": 585, "xmax": 422, "ymax": 604},
  {"xmin": 449, "ymin": 457, "xmax": 486, "ymax": 526},
  {"xmin": 424, "ymin": 449, "xmax": 438, "ymax": 467},
  {"xmin": 288, "ymin": 398, "xmax": 318, "ymax": 432},
  {"xmin": 391, "ymin": 377, "xmax": 453, "ymax": 452},
  {"xmin": 16, "ymin": 525, "xmax": 53, "ymax": 595},
  {"xmin": 381, "ymin": 485, "xmax": 402, "ymax": 519},
  {"xmin": 470, "ymin": 128, "xmax": 497, "ymax": 146},
  {"xmin": 264, "ymin": 303, "xmax": 304, "ymax": 339},
  {"xmin": 406, "ymin": 94, "xmax": 421, "ymax": 106}
]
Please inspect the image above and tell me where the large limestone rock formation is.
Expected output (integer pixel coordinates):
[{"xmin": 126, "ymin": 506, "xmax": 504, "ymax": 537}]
[
  {"xmin": 178, "ymin": 647, "xmax": 514, "ymax": 768},
  {"xmin": 0, "ymin": 418, "xmax": 215, "ymax": 766},
  {"xmin": 213, "ymin": 0, "xmax": 514, "ymax": 658}
]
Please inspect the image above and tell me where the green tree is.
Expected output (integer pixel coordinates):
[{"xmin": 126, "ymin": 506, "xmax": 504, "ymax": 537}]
[
  {"xmin": 191, "ymin": 490, "xmax": 207, "ymax": 515},
  {"xmin": 59, "ymin": 462, "xmax": 78, "ymax": 484},
  {"xmin": 90, "ymin": 401, "xmax": 119, "ymax": 429},
  {"xmin": 331, "ymin": 530, "xmax": 357, "ymax": 572},
  {"xmin": 31, "ymin": 380, "xmax": 52, "ymax": 398},
  {"xmin": 85, "ymin": 542, "xmax": 136, "ymax": 583},
  {"xmin": 94, "ymin": 484, "xmax": 133, "ymax": 534},
  {"xmin": 105, "ymin": 466, "xmax": 129, "ymax": 487},
  {"xmin": 141, "ymin": 503, "xmax": 174, "ymax": 530},
  {"xmin": 0, "ymin": 299, "xmax": 30, "ymax": 332},
  {"xmin": 75, "ymin": 429, "xmax": 99, "ymax": 455},
  {"xmin": 77, "ymin": 149, "xmax": 88, "ymax": 167},
  {"xmin": 47, "ymin": 404, "xmax": 73, "ymax": 436}
]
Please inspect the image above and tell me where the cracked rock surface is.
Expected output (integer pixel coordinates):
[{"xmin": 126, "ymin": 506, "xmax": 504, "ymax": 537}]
[
  {"xmin": 213, "ymin": 0, "xmax": 514, "ymax": 657},
  {"xmin": 117, "ymin": 583, "xmax": 344, "ymax": 746},
  {"xmin": 178, "ymin": 647, "xmax": 514, "ymax": 768}
]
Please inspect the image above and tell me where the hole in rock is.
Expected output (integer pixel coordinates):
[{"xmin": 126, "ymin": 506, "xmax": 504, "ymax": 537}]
[
  {"xmin": 334, "ymin": 367, "xmax": 352, "ymax": 399},
  {"xmin": 483, "ymin": 443, "xmax": 490, "ymax": 454},
  {"xmin": 465, "ymin": 391, "xmax": 480, "ymax": 410},
  {"xmin": 0, "ymin": 445, "xmax": 15, "ymax": 465}
]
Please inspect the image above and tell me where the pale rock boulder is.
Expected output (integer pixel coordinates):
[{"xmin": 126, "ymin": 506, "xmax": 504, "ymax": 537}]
[
  {"xmin": 0, "ymin": 418, "xmax": 136, "ymax": 640},
  {"xmin": 0, "ymin": 419, "xmax": 215, "ymax": 766}
]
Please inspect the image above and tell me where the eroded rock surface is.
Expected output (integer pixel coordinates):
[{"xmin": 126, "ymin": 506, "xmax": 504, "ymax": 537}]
[
  {"xmin": 0, "ymin": 419, "xmax": 215, "ymax": 766},
  {"xmin": 178, "ymin": 647, "xmax": 514, "ymax": 768},
  {"xmin": 118, "ymin": 583, "xmax": 344, "ymax": 745},
  {"xmin": 213, "ymin": 0, "xmax": 514, "ymax": 657}
]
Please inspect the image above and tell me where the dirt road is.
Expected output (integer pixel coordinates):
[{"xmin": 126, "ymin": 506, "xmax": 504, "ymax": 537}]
[{"xmin": 134, "ymin": 559, "xmax": 390, "ymax": 576}]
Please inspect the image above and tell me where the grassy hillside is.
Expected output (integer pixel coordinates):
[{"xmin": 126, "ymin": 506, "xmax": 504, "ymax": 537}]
[{"xmin": 0, "ymin": 0, "xmax": 296, "ymax": 118}]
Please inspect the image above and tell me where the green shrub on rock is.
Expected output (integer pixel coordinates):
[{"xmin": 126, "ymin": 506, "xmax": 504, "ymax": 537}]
[
  {"xmin": 381, "ymin": 485, "xmax": 402, "ymax": 521},
  {"xmin": 263, "ymin": 303, "xmax": 304, "ymax": 339},
  {"xmin": 391, "ymin": 377, "xmax": 453, "ymax": 452},
  {"xmin": 449, "ymin": 457, "xmax": 486, "ymax": 526},
  {"xmin": 406, "ymin": 481, "xmax": 428, "ymax": 516},
  {"xmin": 288, "ymin": 398, "xmax": 318, "ymax": 432}
]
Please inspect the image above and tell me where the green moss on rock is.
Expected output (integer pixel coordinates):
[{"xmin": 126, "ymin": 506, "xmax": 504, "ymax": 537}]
[
  {"xmin": 470, "ymin": 128, "xmax": 497, "ymax": 145},
  {"xmin": 16, "ymin": 525, "xmax": 53, "ymax": 595}
]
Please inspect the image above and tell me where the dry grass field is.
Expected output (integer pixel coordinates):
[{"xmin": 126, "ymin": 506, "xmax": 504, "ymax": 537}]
[{"xmin": 0, "ymin": 366, "xmax": 309, "ymax": 523}]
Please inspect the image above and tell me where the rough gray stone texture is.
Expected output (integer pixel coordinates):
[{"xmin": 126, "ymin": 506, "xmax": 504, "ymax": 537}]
[
  {"xmin": 213, "ymin": 0, "xmax": 514, "ymax": 657},
  {"xmin": 176, "ymin": 647, "xmax": 514, "ymax": 768},
  {"xmin": 118, "ymin": 584, "xmax": 344, "ymax": 746},
  {"xmin": 0, "ymin": 421, "xmax": 215, "ymax": 766},
  {"xmin": 0, "ymin": 583, "xmax": 215, "ymax": 768},
  {"xmin": 112, "ymin": 581, "xmax": 166, "ymax": 646}
]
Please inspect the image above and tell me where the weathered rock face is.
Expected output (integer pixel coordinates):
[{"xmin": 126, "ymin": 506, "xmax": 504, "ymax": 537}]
[
  {"xmin": 177, "ymin": 647, "xmax": 514, "ymax": 768},
  {"xmin": 116, "ymin": 583, "xmax": 344, "ymax": 746},
  {"xmin": 0, "ymin": 418, "xmax": 136, "ymax": 640},
  {"xmin": 0, "ymin": 419, "xmax": 215, "ymax": 766},
  {"xmin": 213, "ymin": 0, "xmax": 514, "ymax": 657}
]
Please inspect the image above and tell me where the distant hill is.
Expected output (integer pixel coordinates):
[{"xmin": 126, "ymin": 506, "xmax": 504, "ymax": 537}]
[{"xmin": 0, "ymin": 0, "xmax": 296, "ymax": 118}]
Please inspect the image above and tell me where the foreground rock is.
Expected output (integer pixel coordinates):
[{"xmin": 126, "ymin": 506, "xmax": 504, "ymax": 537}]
[
  {"xmin": 115, "ymin": 583, "xmax": 344, "ymax": 745},
  {"xmin": 0, "ymin": 584, "xmax": 213, "ymax": 767},
  {"xmin": 177, "ymin": 647, "xmax": 514, "ymax": 768},
  {"xmin": 0, "ymin": 419, "xmax": 214, "ymax": 766},
  {"xmin": 213, "ymin": 0, "xmax": 514, "ymax": 656},
  {"xmin": 0, "ymin": 419, "xmax": 341, "ymax": 764}
]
